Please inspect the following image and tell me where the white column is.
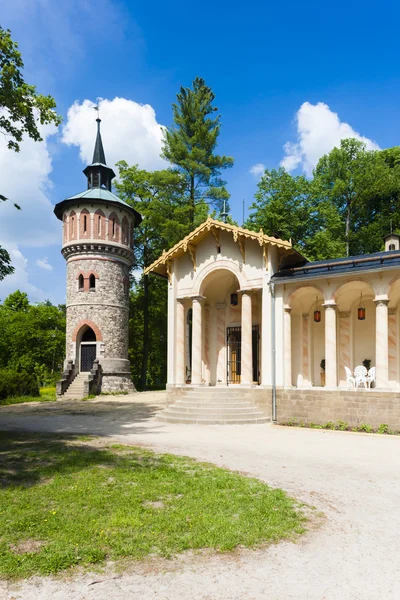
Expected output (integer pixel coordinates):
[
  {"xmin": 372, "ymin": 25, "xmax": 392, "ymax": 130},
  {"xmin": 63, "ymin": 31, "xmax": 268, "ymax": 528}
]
[
  {"xmin": 284, "ymin": 307, "xmax": 292, "ymax": 387},
  {"xmin": 241, "ymin": 291, "xmax": 253, "ymax": 384},
  {"xmin": 375, "ymin": 298, "xmax": 389, "ymax": 388},
  {"xmin": 175, "ymin": 299, "xmax": 185, "ymax": 384},
  {"xmin": 191, "ymin": 296, "xmax": 203, "ymax": 385},
  {"xmin": 216, "ymin": 302, "xmax": 226, "ymax": 384},
  {"xmin": 324, "ymin": 302, "xmax": 337, "ymax": 388},
  {"xmin": 167, "ymin": 267, "xmax": 176, "ymax": 385}
]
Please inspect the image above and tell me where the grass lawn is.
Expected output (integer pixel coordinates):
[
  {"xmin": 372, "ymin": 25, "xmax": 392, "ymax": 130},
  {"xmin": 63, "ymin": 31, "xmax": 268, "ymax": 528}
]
[
  {"xmin": 0, "ymin": 386, "xmax": 56, "ymax": 406},
  {"xmin": 0, "ymin": 432, "xmax": 307, "ymax": 579}
]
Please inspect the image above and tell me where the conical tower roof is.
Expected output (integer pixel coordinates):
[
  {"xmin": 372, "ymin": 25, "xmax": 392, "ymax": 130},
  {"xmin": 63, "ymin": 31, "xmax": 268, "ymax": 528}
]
[{"xmin": 92, "ymin": 118, "xmax": 106, "ymax": 165}]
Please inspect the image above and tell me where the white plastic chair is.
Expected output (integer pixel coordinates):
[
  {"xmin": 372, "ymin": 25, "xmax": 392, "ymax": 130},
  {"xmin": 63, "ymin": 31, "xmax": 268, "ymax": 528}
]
[
  {"xmin": 366, "ymin": 367, "xmax": 376, "ymax": 390},
  {"xmin": 344, "ymin": 366, "xmax": 355, "ymax": 390},
  {"xmin": 354, "ymin": 365, "xmax": 368, "ymax": 390}
]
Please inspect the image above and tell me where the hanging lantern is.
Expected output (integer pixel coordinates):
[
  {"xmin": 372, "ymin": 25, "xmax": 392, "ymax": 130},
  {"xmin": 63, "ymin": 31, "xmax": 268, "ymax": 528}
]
[
  {"xmin": 358, "ymin": 293, "xmax": 366, "ymax": 320},
  {"xmin": 314, "ymin": 295, "xmax": 321, "ymax": 323},
  {"xmin": 230, "ymin": 293, "xmax": 238, "ymax": 306}
]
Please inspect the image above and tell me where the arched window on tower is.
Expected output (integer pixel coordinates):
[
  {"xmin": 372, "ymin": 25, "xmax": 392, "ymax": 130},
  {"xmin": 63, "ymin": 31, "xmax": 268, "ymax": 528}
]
[
  {"xmin": 108, "ymin": 212, "xmax": 120, "ymax": 242},
  {"xmin": 94, "ymin": 209, "xmax": 105, "ymax": 239},
  {"xmin": 63, "ymin": 214, "xmax": 68, "ymax": 243},
  {"xmin": 69, "ymin": 210, "xmax": 76, "ymax": 240},
  {"xmin": 78, "ymin": 274, "xmax": 84, "ymax": 291},
  {"xmin": 121, "ymin": 216, "xmax": 129, "ymax": 245},
  {"xmin": 89, "ymin": 274, "xmax": 96, "ymax": 290},
  {"xmin": 80, "ymin": 208, "xmax": 91, "ymax": 238}
]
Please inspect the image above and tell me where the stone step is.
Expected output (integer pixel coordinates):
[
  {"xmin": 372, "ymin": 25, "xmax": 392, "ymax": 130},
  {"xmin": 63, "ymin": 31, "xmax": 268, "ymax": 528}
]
[
  {"xmin": 172, "ymin": 401, "xmax": 254, "ymax": 408},
  {"xmin": 164, "ymin": 408, "xmax": 265, "ymax": 417},
  {"xmin": 156, "ymin": 414, "xmax": 270, "ymax": 425},
  {"xmin": 185, "ymin": 390, "xmax": 247, "ymax": 397}
]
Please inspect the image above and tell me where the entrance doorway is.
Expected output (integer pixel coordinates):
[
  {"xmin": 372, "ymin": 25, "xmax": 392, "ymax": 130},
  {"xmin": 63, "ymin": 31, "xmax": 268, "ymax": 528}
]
[
  {"xmin": 227, "ymin": 326, "xmax": 260, "ymax": 384},
  {"xmin": 79, "ymin": 326, "xmax": 97, "ymax": 372},
  {"xmin": 81, "ymin": 344, "xmax": 96, "ymax": 371}
]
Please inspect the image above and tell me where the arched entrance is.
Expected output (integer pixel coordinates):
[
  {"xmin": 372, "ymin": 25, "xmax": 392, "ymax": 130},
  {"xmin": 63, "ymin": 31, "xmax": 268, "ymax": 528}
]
[{"xmin": 78, "ymin": 326, "xmax": 97, "ymax": 372}]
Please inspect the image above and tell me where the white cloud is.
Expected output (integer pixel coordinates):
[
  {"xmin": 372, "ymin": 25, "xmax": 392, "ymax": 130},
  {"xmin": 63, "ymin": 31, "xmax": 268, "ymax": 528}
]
[
  {"xmin": 36, "ymin": 257, "xmax": 53, "ymax": 271},
  {"xmin": 62, "ymin": 97, "xmax": 166, "ymax": 172},
  {"xmin": 281, "ymin": 102, "xmax": 380, "ymax": 176},
  {"xmin": 0, "ymin": 245, "xmax": 47, "ymax": 303},
  {"xmin": 250, "ymin": 163, "xmax": 266, "ymax": 178},
  {"xmin": 0, "ymin": 114, "xmax": 60, "ymax": 302}
]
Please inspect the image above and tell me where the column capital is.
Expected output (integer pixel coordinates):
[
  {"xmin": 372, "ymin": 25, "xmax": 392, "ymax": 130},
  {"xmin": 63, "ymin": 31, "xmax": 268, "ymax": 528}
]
[
  {"xmin": 374, "ymin": 297, "xmax": 389, "ymax": 307},
  {"xmin": 238, "ymin": 288, "xmax": 256, "ymax": 296},
  {"xmin": 191, "ymin": 295, "xmax": 206, "ymax": 304},
  {"xmin": 339, "ymin": 311, "xmax": 350, "ymax": 318},
  {"xmin": 284, "ymin": 305, "xmax": 292, "ymax": 313},
  {"xmin": 323, "ymin": 302, "xmax": 337, "ymax": 310},
  {"xmin": 176, "ymin": 297, "xmax": 186, "ymax": 305},
  {"xmin": 302, "ymin": 313, "xmax": 309, "ymax": 320}
]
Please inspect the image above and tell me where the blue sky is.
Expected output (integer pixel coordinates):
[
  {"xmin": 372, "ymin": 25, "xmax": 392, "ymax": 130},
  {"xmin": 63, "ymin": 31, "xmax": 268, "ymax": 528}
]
[{"xmin": 1, "ymin": 0, "xmax": 400, "ymax": 304}]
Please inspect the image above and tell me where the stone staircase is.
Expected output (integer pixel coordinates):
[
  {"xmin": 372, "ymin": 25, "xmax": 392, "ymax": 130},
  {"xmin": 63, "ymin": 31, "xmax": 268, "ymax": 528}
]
[
  {"xmin": 157, "ymin": 388, "xmax": 270, "ymax": 424},
  {"xmin": 61, "ymin": 372, "xmax": 90, "ymax": 400}
]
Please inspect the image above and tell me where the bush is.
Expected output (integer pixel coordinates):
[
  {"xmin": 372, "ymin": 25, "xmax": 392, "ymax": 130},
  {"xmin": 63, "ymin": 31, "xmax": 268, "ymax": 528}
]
[
  {"xmin": 377, "ymin": 423, "xmax": 389, "ymax": 434},
  {"xmin": 0, "ymin": 370, "xmax": 40, "ymax": 402}
]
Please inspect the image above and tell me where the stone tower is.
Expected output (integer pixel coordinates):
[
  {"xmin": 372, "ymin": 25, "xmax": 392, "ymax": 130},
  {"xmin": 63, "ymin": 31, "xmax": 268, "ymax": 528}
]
[{"xmin": 54, "ymin": 118, "xmax": 142, "ymax": 395}]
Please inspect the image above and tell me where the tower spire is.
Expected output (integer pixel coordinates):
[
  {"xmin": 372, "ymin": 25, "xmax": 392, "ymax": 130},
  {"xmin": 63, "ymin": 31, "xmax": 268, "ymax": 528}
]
[
  {"xmin": 92, "ymin": 112, "xmax": 106, "ymax": 165},
  {"xmin": 83, "ymin": 111, "xmax": 115, "ymax": 191}
]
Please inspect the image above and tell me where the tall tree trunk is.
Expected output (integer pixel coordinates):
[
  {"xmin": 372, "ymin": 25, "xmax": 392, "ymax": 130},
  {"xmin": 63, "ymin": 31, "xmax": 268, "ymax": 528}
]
[
  {"xmin": 140, "ymin": 273, "xmax": 150, "ymax": 390},
  {"xmin": 189, "ymin": 175, "xmax": 195, "ymax": 226}
]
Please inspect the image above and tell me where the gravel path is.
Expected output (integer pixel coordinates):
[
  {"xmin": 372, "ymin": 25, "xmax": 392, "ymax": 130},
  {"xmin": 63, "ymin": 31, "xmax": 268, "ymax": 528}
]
[{"xmin": 1, "ymin": 391, "xmax": 400, "ymax": 599}]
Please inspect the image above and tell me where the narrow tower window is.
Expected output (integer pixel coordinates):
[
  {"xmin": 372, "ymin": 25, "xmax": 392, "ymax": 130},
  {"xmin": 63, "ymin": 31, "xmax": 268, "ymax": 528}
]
[
  {"xmin": 83, "ymin": 215, "xmax": 87, "ymax": 233},
  {"xmin": 112, "ymin": 219, "xmax": 116, "ymax": 237},
  {"xmin": 78, "ymin": 274, "xmax": 84, "ymax": 290},
  {"xmin": 98, "ymin": 215, "xmax": 101, "ymax": 235},
  {"xmin": 89, "ymin": 274, "xmax": 96, "ymax": 290},
  {"xmin": 72, "ymin": 216, "xmax": 75, "ymax": 236}
]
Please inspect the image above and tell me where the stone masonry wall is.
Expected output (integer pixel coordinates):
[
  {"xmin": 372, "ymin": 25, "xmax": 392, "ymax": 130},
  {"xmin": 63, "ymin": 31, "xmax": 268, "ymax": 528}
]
[
  {"xmin": 276, "ymin": 388, "xmax": 400, "ymax": 430},
  {"xmin": 66, "ymin": 257, "xmax": 129, "ymax": 360}
]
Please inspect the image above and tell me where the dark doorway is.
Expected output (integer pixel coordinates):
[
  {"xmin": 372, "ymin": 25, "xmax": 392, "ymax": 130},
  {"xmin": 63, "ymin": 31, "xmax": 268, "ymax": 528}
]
[
  {"xmin": 227, "ymin": 325, "xmax": 260, "ymax": 384},
  {"xmin": 227, "ymin": 326, "xmax": 241, "ymax": 383},
  {"xmin": 252, "ymin": 325, "xmax": 260, "ymax": 384},
  {"xmin": 82, "ymin": 327, "xmax": 96, "ymax": 342},
  {"xmin": 81, "ymin": 344, "xmax": 96, "ymax": 371}
]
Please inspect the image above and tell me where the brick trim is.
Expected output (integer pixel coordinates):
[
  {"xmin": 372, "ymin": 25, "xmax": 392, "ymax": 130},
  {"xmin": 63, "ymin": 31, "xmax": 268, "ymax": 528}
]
[{"xmin": 72, "ymin": 319, "xmax": 103, "ymax": 342}]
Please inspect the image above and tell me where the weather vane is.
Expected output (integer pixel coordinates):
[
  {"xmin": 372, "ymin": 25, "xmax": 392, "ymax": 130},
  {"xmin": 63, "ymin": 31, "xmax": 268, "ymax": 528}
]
[
  {"xmin": 93, "ymin": 99, "xmax": 101, "ymax": 120},
  {"xmin": 221, "ymin": 199, "xmax": 229, "ymax": 223}
]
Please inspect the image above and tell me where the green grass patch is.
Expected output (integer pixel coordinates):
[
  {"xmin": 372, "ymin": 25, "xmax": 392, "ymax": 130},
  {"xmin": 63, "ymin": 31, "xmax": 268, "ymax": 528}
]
[
  {"xmin": 0, "ymin": 432, "xmax": 306, "ymax": 579},
  {"xmin": 0, "ymin": 387, "xmax": 56, "ymax": 406},
  {"xmin": 281, "ymin": 419, "xmax": 399, "ymax": 435}
]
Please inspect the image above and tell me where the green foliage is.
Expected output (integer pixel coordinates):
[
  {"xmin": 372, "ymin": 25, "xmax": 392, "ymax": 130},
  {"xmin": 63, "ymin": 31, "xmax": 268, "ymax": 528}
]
[
  {"xmin": 0, "ymin": 434, "xmax": 306, "ymax": 578},
  {"xmin": 0, "ymin": 386, "xmax": 56, "ymax": 406},
  {"xmin": 0, "ymin": 27, "xmax": 61, "ymax": 152},
  {"xmin": 324, "ymin": 421, "xmax": 335, "ymax": 430},
  {"xmin": 356, "ymin": 423, "xmax": 373, "ymax": 433},
  {"xmin": 336, "ymin": 420, "xmax": 349, "ymax": 431},
  {"xmin": 0, "ymin": 246, "xmax": 13, "ymax": 280},
  {"xmin": 247, "ymin": 138, "xmax": 400, "ymax": 260},
  {"xmin": 0, "ymin": 369, "xmax": 39, "ymax": 401},
  {"xmin": 320, "ymin": 359, "xmax": 325, "ymax": 371},
  {"xmin": 377, "ymin": 423, "xmax": 389, "ymax": 434},
  {"xmin": 246, "ymin": 168, "xmax": 312, "ymax": 251},
  {"xmin": 162, "ymin": 76, "xmax": 234, "ymax": 224},
  {"xmin": 0, "ymin": 292, "xmax": 66, "ymax": 384}
]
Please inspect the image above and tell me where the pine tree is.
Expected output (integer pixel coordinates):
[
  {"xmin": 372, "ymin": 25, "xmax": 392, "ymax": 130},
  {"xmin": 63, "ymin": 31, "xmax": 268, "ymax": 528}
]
[{"xmin": 162, "ymin": 77, "xmax": 234, "ymax": 225}]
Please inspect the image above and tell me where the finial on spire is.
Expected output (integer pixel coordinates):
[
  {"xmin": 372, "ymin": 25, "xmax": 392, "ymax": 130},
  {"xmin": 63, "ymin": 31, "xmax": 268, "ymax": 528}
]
[{"xmin": 221, "ymin": 200, "xmax": 229, "ymax": 223}]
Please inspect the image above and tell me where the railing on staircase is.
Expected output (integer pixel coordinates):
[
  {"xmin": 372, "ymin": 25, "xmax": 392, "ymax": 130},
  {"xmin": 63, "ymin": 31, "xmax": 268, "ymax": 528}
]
[
  {"xmin": 56, "ymin": 360, "xmax": 76, "ymax": 398},
  {"xmin": 85, "ymin": 359, "xmax": 102, "ymax": 397}
]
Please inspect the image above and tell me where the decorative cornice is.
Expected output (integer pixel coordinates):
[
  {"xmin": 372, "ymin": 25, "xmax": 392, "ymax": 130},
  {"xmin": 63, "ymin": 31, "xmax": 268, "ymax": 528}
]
[
  {"xmin": 62, "ymin": 243, "xmax": 133, "ymax": 265},
  {"xmin": 374, "ymin": 299, "xmax": 389, "ymax": 307}
]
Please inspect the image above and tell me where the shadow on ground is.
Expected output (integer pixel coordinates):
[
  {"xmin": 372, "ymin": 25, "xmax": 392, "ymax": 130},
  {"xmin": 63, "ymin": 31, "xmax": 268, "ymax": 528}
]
[{"xmin": 0, "ymin": 394, "xmax": 167, "ymax": 438}]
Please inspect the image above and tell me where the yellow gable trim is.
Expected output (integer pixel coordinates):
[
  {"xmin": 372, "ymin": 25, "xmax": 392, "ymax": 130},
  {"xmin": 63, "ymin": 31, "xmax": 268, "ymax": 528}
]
[{"xmin": 145, "ymin": 217, "xmax": 295, "ymax": 277}]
